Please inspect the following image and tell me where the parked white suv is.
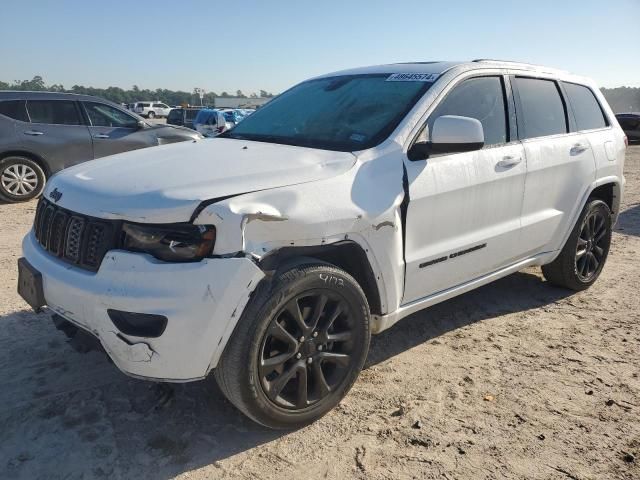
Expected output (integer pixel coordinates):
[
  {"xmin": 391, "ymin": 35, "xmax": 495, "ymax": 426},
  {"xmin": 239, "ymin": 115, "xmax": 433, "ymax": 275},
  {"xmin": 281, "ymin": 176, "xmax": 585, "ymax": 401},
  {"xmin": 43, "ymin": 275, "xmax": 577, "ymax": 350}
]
[
  {"xmin": 132, "ymin": 101, "xmax": 171, "ymax": 118},
  {"xmin": 18, "ymin": 61, "xmax": 626, "ymax": 429}
]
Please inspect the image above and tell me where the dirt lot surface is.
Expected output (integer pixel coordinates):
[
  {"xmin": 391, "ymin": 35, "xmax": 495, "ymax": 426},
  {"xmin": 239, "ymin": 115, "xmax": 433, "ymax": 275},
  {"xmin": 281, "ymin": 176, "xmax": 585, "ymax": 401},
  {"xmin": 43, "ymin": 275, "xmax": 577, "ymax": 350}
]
[{"xmin": 1, "ymin": 148, "xmax": 639, "ymax": 480}]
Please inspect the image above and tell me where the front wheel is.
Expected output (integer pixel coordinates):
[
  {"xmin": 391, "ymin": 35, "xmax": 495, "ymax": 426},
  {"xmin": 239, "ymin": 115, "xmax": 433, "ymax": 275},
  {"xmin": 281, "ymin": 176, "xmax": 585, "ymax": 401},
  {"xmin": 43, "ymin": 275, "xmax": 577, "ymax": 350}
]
[
  {"xmin": 0, "ymin": 156, "xmax": 46, "ymax": 202},
  {"xmin": 542, "ymin": 199, "xmax": 612, "ymax": 290},
  {"xmin": 215, "ymin": 262, "xmax": 371, "ymax": 429}
]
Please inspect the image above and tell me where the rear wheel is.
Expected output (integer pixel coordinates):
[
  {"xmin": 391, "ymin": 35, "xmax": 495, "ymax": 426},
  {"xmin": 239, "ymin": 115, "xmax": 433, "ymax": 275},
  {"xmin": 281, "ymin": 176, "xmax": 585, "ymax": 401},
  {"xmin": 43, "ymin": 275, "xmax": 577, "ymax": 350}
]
[
  {"xmin": 147, "ymin": 111, "xmax": 156, "ymax": 119},
  {"xmin": 542, "ymin": 199, "xmax": 612, "ymax": 290},
  {"xmin": 0, "ymin": 156, "xmax": 46, "ymax": 202},
  {"xmin": 215, "ymin": 262, "xmax": 370, "ymax": 429}
]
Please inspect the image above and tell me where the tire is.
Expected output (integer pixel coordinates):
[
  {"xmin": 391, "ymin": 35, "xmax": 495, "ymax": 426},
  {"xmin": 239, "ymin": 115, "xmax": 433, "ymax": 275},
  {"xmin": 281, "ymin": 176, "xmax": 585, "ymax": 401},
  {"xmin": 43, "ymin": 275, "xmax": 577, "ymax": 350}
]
[
  {"xmin": 542, "ymin": 199, "xmax": 612, "ymax": 291},
  {"xmin": 215, "ymin": 261, "xmax": 371, "ymax": 429},
  {"xmin": 0, "ymin": 156, "xmax": 46, "ymax": 203},
  {"xmin": 147, "ymin": 111, "xmax": 156, "ymax": 119}
]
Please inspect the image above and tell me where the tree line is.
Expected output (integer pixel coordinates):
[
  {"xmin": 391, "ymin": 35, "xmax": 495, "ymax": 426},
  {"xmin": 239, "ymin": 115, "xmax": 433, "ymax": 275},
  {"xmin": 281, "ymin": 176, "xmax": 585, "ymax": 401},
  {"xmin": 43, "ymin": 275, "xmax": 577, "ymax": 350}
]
[
  {"xmin": 0, "ymin": 76, "xmax": 276, "ymax": 106},
  {"xmin": 1, "ymin": 76, "xmax": 639, "ymax": 113}
]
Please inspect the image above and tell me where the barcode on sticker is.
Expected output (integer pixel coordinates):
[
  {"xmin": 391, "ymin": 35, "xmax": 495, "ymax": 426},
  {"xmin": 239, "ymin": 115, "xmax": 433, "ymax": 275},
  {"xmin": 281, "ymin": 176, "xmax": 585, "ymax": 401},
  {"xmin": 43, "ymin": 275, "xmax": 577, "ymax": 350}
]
[{"xmin": 386, "ymin": 73, "xmax": 439, "ymax": 82}]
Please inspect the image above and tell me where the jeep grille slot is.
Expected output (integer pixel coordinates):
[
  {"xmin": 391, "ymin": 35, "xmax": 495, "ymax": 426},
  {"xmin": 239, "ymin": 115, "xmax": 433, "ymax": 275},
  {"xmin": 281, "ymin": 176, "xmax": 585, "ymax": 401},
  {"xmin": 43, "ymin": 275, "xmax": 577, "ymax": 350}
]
[{"xmin": 32, "ymin": 198, "xmax": 117, "ymax": 272}]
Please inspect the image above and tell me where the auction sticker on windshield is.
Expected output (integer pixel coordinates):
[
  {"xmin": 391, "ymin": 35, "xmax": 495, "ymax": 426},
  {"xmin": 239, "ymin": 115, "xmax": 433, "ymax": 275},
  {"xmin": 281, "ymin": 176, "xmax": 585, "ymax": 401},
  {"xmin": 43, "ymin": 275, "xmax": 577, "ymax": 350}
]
[{"xmin": 386, "ymin": 73, "xmax": 439, "ymax": 82}]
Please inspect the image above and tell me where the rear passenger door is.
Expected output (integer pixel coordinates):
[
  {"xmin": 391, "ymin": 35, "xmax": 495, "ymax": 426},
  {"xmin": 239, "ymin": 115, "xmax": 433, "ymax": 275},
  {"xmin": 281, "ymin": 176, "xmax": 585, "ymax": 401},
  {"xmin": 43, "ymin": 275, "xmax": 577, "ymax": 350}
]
[
  {"xmin": 21, "ymin": 100, "xmax": 93, "ymax": 172},
  {"xmin": 403, "ymin": 75, "xmax": 527, "ymax": 303},
  {"xmin": 562, "ymin": 82, "xmax": 618, "ymax": 186},
  {"xmin": 513, "ymin": 77, "xmax": 597, "ymax": 255}
]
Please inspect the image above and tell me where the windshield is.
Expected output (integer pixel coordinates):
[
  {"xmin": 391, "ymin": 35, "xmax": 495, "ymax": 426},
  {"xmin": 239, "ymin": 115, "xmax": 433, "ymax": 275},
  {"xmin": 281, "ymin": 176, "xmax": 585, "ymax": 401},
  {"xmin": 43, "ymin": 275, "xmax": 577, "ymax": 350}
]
[{"xmin": 220, "ymin": 74, "xmax": 435, "ymax": 151}]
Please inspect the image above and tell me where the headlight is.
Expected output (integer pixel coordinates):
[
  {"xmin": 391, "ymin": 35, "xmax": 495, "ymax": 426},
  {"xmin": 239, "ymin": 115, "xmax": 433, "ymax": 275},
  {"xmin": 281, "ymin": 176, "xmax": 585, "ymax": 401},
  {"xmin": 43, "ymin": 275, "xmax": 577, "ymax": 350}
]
[{"xmin": 121, "ymin": 223, "xmax": 216, "ymax": 262}]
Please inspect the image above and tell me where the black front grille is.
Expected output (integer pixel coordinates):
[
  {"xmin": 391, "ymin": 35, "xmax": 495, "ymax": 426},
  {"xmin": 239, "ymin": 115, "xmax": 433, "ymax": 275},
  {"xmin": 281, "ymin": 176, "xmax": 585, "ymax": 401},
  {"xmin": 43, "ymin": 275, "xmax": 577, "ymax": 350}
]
[{"xmin": 33, "ymin": 198, "xmax": 117, "ymax": 272}]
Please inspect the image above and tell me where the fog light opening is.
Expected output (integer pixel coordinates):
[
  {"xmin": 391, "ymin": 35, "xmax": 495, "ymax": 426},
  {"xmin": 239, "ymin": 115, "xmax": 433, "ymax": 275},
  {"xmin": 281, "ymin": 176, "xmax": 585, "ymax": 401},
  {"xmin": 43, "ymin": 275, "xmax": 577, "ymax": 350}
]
[{"xmin": 107, "ymin": 309, "xmax": 168, "ymax": 338}]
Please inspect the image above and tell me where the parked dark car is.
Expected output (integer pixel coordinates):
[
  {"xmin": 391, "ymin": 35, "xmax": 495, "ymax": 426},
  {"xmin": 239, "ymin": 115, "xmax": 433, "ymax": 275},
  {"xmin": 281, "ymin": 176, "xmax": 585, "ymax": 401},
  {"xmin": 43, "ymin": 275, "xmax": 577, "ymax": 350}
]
[
  {"xmin": 0, "ymin": 91, "xmax": 202, "ymax": 202},
  {"xmin": 616, "ymin": 113, "xmax": 640, "ymax": 143},
  {"xmin": 166, "ymin": 107, "xmax": 204, "ymax": 130}
]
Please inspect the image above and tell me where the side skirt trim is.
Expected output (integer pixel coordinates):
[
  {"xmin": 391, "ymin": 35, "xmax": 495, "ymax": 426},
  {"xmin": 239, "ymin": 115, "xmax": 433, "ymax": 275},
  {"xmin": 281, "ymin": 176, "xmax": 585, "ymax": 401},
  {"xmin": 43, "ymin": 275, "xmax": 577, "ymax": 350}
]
[{"xmin": 371, "ymin": 255, "xmax": 544, "ymax": 334}]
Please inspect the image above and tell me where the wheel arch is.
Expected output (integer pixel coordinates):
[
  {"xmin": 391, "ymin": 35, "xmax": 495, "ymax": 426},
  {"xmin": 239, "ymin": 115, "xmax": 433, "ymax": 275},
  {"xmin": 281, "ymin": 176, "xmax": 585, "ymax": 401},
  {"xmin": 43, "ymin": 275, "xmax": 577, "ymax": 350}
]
[
  {"xmin": 0, "ymin": 150, "xmax": 51, "ymax": 178},
  {"xmin": 587, "ymin": 180, "xmax": 620, "ymax": 217},
  {"xmin": 546, "ymin": 177, "xmax": 622, "ymax": 264},
  {"xmin": 259, "ymin": 241, "xmax": 383, "ymax": 316}
]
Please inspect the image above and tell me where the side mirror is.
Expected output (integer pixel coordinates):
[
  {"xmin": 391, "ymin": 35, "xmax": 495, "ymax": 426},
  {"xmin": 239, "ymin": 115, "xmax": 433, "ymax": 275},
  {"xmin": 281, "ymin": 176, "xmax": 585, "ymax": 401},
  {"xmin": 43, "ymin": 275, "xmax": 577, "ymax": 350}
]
[
  {"xmin": 136, "ymin": 120, "xmax": 146, "ymax": 129},
  {"xmin": 408, "ymin": 115, "xmax": 484, "ymax": 161}
]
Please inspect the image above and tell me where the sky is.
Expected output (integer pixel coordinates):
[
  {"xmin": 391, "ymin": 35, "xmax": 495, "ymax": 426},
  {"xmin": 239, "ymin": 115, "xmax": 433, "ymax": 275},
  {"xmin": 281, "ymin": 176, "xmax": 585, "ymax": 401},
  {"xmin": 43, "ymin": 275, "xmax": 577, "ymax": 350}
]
[{"xmin": 1, "ymin": 0, "xmax": 639, "ymax": 94}]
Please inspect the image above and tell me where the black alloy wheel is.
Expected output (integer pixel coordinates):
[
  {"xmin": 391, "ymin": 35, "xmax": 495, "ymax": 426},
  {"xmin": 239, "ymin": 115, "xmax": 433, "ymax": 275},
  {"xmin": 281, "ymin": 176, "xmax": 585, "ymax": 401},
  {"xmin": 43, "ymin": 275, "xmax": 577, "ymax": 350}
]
[
  {"xmin": 214, "ymin": 262, "xmax": 370, "ymax": 429},
  {"xmin": 542, "ymin": 199, "xmax": 612, "ymax": 291},
  {"xmin": 259, "ymin": 291, "xmax": 357, "ymax": 410},
  {"xmin": 575, "ymin": 208, "xmax": 609, "ymax": 282}
]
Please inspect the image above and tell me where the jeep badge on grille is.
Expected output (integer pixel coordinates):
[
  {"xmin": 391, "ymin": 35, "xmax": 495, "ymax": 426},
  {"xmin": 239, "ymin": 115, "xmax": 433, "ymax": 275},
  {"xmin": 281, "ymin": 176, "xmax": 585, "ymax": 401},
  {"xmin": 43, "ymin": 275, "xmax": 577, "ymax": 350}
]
[{"xmin": 49, "ymin": 188, "xmax": 62, "ymax": 203}]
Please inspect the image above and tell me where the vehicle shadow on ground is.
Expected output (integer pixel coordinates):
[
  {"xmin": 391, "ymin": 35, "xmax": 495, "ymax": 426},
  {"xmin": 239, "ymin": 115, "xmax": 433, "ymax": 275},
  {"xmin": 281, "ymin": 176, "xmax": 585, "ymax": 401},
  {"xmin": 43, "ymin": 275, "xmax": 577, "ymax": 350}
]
[
  {"xmin": 615, "ymin": 202, "xmax": 640, "ymax": 237},
  {"xmin": 0, "ymin": 268, "xmax": 573, "ymax": 479},
  {"xmin": 366, "ymin": 270, "xmax": 573, "ymax": 368}
]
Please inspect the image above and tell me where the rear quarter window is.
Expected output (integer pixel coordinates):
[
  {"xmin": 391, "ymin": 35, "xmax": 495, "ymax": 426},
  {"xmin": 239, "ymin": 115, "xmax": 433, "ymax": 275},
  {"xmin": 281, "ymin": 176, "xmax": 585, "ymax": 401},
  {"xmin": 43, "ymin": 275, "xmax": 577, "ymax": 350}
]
[
  {"xmin": 514, "ymin": 77, "xmax": 567, "ymax": 139},
  {"xmin": 563, "ymin": 82, "xmax": 608, "ymax": 131},
  {"xmin": 0, "ymin": 100, "xmax": 29, "ymax": 122}
]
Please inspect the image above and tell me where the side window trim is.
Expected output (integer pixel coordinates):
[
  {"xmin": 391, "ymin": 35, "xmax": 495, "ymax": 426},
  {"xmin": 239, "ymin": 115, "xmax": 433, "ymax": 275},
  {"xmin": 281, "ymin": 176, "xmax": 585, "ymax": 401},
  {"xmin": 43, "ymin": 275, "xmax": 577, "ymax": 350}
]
[
  {"xmin": 557, "ymin": 81, "xmax": 578, "ymax": 133},
  {"xmin": 502, "ymin": 75, "xmax": 518, "ymax": 143},
  {"xmin": 511, "ymin": 75, "xmax": 569, "ymax": 141},
  {"xmin": 76, "ymin": 100, "xmax": 91, "ymax": 126}
]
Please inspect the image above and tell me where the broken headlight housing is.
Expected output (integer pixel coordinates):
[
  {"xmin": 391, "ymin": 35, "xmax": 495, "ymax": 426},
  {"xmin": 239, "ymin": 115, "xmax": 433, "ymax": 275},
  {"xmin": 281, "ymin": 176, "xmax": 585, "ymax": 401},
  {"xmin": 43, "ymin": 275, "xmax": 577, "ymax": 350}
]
[{"xmin": 121, "ymin": 223, "xmax": 216, "ymax": 262}]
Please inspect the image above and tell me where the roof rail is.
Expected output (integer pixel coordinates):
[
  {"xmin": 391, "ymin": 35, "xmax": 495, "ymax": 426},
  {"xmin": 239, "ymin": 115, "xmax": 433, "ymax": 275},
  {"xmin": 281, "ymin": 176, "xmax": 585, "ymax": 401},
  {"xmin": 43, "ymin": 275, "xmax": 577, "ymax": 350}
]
[{"xmin": 471, "ymin": 59, "xmax": 567, "ymax": 74}]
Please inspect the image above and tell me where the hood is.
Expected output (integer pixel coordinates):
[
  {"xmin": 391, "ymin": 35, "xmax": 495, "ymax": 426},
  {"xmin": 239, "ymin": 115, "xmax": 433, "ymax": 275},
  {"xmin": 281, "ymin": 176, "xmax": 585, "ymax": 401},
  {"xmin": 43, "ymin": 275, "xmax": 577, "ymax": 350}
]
[{"xmin": 44, "ymin": 138, "xmax": 356, "ymax": 223}]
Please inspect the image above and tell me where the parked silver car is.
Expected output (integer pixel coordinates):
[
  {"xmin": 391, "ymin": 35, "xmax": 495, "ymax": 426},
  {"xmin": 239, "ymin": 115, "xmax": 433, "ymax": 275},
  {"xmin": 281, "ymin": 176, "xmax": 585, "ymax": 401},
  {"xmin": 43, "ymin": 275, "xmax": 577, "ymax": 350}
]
[{"xmin": 0, "ymin": 91, "xmax": 202, "ymax": 202}]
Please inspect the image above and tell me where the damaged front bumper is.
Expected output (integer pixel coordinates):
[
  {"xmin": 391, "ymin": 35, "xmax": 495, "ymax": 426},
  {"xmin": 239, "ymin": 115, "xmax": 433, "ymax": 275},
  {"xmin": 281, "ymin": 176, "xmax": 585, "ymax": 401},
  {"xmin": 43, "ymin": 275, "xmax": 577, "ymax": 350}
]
[{"xmin": 22, "ymin": 231, "xmax": 264, "ymax": 382}]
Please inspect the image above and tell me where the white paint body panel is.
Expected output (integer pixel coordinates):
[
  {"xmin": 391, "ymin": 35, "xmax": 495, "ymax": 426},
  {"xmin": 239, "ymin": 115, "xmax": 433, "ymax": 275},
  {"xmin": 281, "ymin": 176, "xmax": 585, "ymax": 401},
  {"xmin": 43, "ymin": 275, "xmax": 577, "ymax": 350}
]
[
  {"xmin": 403, "ymin": 141, "xmax": 527, "ymax": 302},
  {"xmin": 23, "ymin": 60, "xmax": 626, "ymax": 381},
  {"xmin": 44, "ymin": 138, "xmax": 355, "ymax": 222},
  {"xmin": 23, "ymin": 231, "xmax": 264, "ymax": 381}
]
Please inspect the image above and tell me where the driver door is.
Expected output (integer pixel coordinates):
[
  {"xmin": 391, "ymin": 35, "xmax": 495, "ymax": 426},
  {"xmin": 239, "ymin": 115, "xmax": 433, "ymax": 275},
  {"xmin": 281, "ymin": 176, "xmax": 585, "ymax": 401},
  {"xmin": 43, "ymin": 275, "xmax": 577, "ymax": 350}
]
[
  {"xmin": 402, "ymin": 75, "xmax": 527, "ymax": 303},
  {"xmin": 81, "ymin": 102, "xmax": 155, "ymax": 158}
]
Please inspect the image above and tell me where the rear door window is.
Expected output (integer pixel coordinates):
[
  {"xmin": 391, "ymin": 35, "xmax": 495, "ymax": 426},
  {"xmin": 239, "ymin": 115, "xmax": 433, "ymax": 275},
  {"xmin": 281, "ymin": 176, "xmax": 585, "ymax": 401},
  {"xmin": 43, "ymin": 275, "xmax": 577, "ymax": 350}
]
[
  {"xmin": 27, "ymin": 100, "xmax": 83, "ymax": 125},
  {"xmin": 562, "ymin": 82, "xmax": 608, "ymax": 131},
  {"xmin": 0, "ymin": 100, "xmax": 29, "ymax": 122},
  {"xmin": 514, "ymin": 77, "xmax": 567, "ymax": 139},
  {"xmin": 429, "ymin": 76, "xmax": 508, "ymax": 146}
]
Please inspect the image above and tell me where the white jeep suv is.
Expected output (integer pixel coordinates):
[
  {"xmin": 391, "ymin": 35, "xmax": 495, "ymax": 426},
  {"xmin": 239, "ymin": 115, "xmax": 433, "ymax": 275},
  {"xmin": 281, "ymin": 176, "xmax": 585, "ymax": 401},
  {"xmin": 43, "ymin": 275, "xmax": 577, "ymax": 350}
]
[
  {"xmin": 132, "ymin": 101, "xmax": 171, "ymax": 118},
  {"xmin": 18, "ymin": 60, "xmax": 626, "ymax": 429}
]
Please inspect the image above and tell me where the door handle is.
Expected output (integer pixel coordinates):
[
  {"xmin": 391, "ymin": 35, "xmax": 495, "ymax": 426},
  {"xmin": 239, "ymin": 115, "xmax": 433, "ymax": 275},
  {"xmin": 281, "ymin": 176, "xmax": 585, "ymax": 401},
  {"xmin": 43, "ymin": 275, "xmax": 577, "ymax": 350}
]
[
  {"xmin": 570, "ymin": 143, "xmax": 590, "ymax": 155},
  {"xmin": 93, "ymin": 134, "xmax": 110, "ymax": 139},
  {"xmin": 496, "ymin": 156, "xmax": 522, "ymax": 168},
  {"xmin": 23, "ymin": 130, "xmax": 44, "ymax": 136}
]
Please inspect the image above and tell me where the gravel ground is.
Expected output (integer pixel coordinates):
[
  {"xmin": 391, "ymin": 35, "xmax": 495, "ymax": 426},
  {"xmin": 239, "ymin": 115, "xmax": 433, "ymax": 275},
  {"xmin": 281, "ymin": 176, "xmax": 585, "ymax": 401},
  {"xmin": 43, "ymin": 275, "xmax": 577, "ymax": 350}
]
[{"xmin": 0, "ymin": 147, "xmax": 638, "ymax": 480}]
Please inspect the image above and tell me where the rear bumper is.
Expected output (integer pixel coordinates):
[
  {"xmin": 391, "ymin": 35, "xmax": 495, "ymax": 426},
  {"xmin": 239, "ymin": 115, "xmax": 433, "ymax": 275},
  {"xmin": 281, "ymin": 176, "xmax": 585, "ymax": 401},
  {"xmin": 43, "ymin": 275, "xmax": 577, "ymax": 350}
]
[{"xmin": 22, "ymin": 231, "xmax": 264, "ymax": 382}]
